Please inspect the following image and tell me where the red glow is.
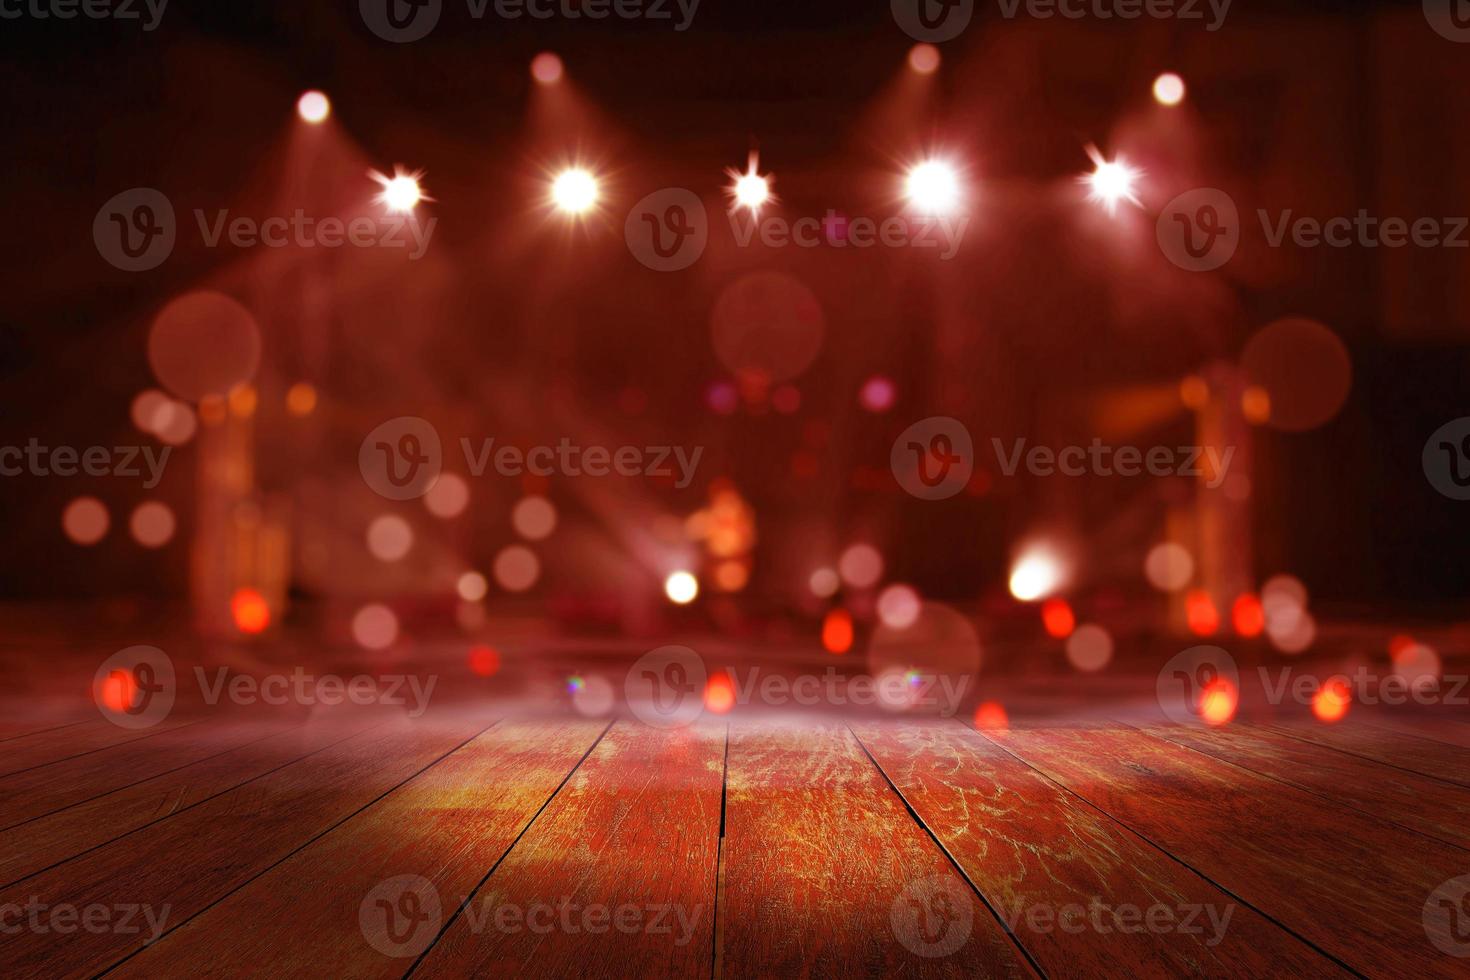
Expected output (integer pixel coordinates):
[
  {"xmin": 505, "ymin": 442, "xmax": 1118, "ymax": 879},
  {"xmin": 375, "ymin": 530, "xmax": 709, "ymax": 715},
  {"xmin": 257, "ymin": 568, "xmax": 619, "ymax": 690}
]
[
  {"xmin": 822, "ymin": 608, "xmax": 854, "ymax": 654},
  {"xmin": 1388, "ymin": 633, "xmax": 1416, "ymax": 661},
  {"xmin": 1313, "ymin": 678, "xmax": 1351, "ymax": 723},
  {"xmin": 1041, "ymin": 598, "xmax": 1076, "ymax": 639},
  {"xmin": 100, "ymin": 669, "xmax": 137, "ymax": 712},
  {"xmin": 1185, "ymin": 589, "xmax": 1220, "ymax": 636},
  {"xmin": 468, "ymin": 645, "xmax": 501, "ymax": 677},
  {"xmin": 704, "ymin": 672, "xmax": 735, "ymax": 714},
  {"xmin": 1199, "ymin": 680, "xmax": 1237, "ymax": 726},
  {"xmin": 973, "ymin": 701, "xmax": 1009, "ymax": 731},
  {"xmin": 1232, "ymin": 593, "xmax": 1265, "ymax": 637},
  {"xmin": 231, "ymin": 588, "xmax": 271, "ymax": 635},
  {"xmin": 530, "ymin": 52, "xmax": 564, "ymax": 84}
]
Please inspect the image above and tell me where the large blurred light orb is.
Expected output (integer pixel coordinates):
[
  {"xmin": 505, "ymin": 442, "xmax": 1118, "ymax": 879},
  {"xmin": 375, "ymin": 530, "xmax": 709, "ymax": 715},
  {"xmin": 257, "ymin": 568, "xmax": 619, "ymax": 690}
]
[
  {"xmin": 1066, "ymin": 624, "xmax": 1114, "ymax": 672},
  {"xmin": 424, "ymin": 473, "xmax": 469, "ymax": 519},
  {"xmin": 457, "ymin": 571, "xmax": 488, "ymax": 602},
  {"xmin": 148, "ymin": 291, "xmax": 261, "ymax": 402},
  {"xmin": 838, "ymin": 544, "xmax": 884, "ymax": 589},
  {"xmin": 877, "ymin": 584, "xmax": 921, "ymax": 630},
  {"xmin": 297, "ymin": 90, "xmax": 331, "ymax": 123},
  {"xmin": 665, "ymin": 570, "xmax": 699, "ymax": 605},
  {"xmin": 366, "ymin": 514, "xmax": 413, "ymax": 562},
  {"xmin": 809, "ymin": 567, "xmax": 840, "ymax": 598},
  {"xmin": 1240, "ymin": 318, "xmax": 1352, "ymax": 432},
  {"xmin": 530, "ymin": 52, "xmax": 564, "ymax": 84},
  {"xmin": 551, "ymin": 168, "xmax": 599, "ymax": 214},
  {"xmin": 1152, "ymin": 73, "xmax": 1186, "ymax": 106},
  {"xmin": 352, "ymin": 604, "xmax": 399, "ymax": 650},
  {"xmin": 1009, "ymin": 548, "xmax": 1063, "ymax": 602},
  {"xmin": 511, "ymin": 496, "xmax": 557, "ymax": 541},
  {"xmin": 494, "ymin": 545, "xmax": 541, "ymax": 592},
  {"xmin": 62, "ymin": 497, "xmax": 109, "ymax": 545},
  {"xmin": 1144, "ymin": 542, "xmax": 1194, "ymax": 592},
  {"xmin": 908, "ymin": 43, "xmax": 941, "ymax": 74},
  {"xmin": 905, "ymin": 160, "xmax": 961, "ymax": 215},
  {"xmin": 130, "ymin": 502, "xmax": 176, "ymax": 548}
]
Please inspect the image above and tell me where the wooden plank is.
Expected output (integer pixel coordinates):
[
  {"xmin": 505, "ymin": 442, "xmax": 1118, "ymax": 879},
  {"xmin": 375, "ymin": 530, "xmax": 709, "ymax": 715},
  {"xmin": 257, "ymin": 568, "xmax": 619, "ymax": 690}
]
[
  {"xmin": 415, "ymin": 720, "xmax": 724, "ymax": 979},
  {"xmin": 0, "ymin": 714, "xmax": 490, "ymax": 978},
  {"xmin": 0, "ymin": 717, "xmax": 377, "ymax": 890},
  {"xmin": 1145, "ymin": 722, "xmax": 1470, "ymax": 850},
  {"xmin": 106, "ymin": 719, "xmax": 605, "ymax": 979},
  {"xmin": 991, "ymin": 726, "xmax": 1463, "ymax": 978},
  {"xmin": 1265, "ymin": 721, "xmax": 1470, "ymax": 787},
  {"xmin": 0, "ymin": 718, "xmax": 296, "ymax": 830},
  {"xmin": 0, "ymin": 719, "xmax": 197, "ymax": 779},
  {"xmin": 851, "ymin": 721, "xmax": 1348, "ymax": 977},
  {"xmin": 717, "ymin": 722, "xmax": 1033, "ymax": 978},
  {"xmin": 0, "ymin": 719, "xmax": 88, "ymax": 745}
]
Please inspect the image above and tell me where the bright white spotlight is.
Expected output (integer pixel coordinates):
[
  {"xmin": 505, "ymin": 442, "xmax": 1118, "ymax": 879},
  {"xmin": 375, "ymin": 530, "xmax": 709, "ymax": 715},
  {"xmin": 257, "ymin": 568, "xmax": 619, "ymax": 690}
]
[
  {"xmin": 551, "ymin": 168, "xmax": 599, "ymax": 214},
  {"xmin": 370, "ymin": 167, "xmax": 427, "ymax": 214},
  {"xmin": 296, "ymin": 90, "xmax": 330, "ymax": 124},
  {"xmin": 726, "ymin": 155, "xmax": 771, "ymax": 213},
  {"xmin": 1009, "ymin": 548, "xmax": 1064, "ymax": 602},
  {"xmin": 1152, "ymin": 72, "xmax": 1186, "ymax": 106},
  {"xmin": 665, "ymin": 570, "xmax": 699, "ymax": 605},
  {"xmin": 905, "ymin": 160, "xmax": 961, "ymax": 215},
  {"xmin": 1082, "ymin": 146, "xmax": 1142, "ymax": 215}
]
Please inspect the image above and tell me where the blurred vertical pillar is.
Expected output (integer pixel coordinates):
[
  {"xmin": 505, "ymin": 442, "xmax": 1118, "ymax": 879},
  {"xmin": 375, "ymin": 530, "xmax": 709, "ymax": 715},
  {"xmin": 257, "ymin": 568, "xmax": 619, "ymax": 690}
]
[{"xmin": 1195, "ymin": 363, "xmax": 1252, "ymax": 625}]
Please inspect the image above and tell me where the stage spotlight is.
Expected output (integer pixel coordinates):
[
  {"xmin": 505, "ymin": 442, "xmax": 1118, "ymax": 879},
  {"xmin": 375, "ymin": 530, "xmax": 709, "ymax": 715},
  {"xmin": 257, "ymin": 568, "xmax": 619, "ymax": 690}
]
[
  {"xmin": 1009, "ymin": 548, "xmax": 1063, "ymax": 602},
  {"xmin": 726, "ymin": 155, "xmax": 771, "ymax": 212},
  {"xmin": 665, "ymin": 570, "xmax": 699, "ymax": 604},
  {"xmin": 1152, "ymin": 72, "xmax": 1186, "ymax": 106},
  {"xmin": 296, "ymin": 90, "xmax": 330, "ymax": 124},
  {"xmin": 908, "ymin": 43, "xmax": 940, "ymax": 75},
  {"xmin": 531, "ymin": 52, "xmax": 564, "ymax": 84},
  {"xmin": 904, "ymin": 160, "xmax": 961, "ymax": 215},
  {"xmin": 551, "ymin": 168, "xmax": 599, "ymax": 214},
  {"xmin": 1082, "ymin": 147, "xmax": 1142, "ymax": 215},
  {"xmin": 371, "ymin": 167, "xmax": 427, "ymax": 213}
]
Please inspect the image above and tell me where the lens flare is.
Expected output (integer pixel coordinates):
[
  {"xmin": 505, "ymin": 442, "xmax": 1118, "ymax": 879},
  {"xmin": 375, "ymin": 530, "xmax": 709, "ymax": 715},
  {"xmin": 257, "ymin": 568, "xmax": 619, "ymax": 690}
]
[
  {"xmin": 1081, "ymin": 146, "xmax": 1142, "ymax": 215},
  {"xmin": 905, "ymin": 160, "xmax": 961, "ymax": 215},
  {"xmin": 370, "ymin": 167, "xmax": 428, "ymax": 214},
  {"xmin": 551, "ymin": 168, "xmax": 599, "ymax": 214}
]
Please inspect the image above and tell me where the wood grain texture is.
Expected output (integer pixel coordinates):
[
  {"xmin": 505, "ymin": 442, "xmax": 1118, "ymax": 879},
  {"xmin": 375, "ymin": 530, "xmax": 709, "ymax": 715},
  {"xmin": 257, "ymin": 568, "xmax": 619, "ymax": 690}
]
[
  {"xmin": 416, "ymin": 720, "xmax": 724, "ymax": 980},
  {"xmin": 109, "ymin": 719, "xmax": 605, "ymax": 979},
  {"xmin": 992, "ymin": 726, "xmax": 1463, "ymax": 978},
  {"xmin": 0, "ymin": 719, "xmax": 294, "ymax": 830},
  {"xmin": 1144, "ymin": 722, "xmax": 1470, "ymax": 850},
  {"xmin": 0, "ymin": 716, "xmax": 376, "ymax": 889},
  {"xmin": 851, "ymin": 721, "xmax": 1346, "ymax": 978},
  {"xmin": 0, "ymin": 719, "xmax": 197, "ymax": 779},
  {"xmin": 717, "ymin": 722, "xmax": 1033, "ymax": 979},
  {"xmin": 1265, "ymin": 722, "xmax": 1470, "ymax": 787},
  {"xmin": 0, "ymin": 714, "xmax": 490, "ymax": 979}
]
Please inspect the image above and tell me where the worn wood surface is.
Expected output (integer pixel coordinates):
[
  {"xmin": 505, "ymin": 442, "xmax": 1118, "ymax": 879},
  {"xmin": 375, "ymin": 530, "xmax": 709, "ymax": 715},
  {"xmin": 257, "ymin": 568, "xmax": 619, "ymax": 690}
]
[
  {"xmin": 0, "ymin": 715, "xmax": 491, "ymax": 978},
  {"xmin": 851, "ymin": 721, "xmax": 1348, "ymax": 978},
  {"xmin": 1144, "ymin": 721, "xmax": 1470, "ymax": 850},
  {"xmin": 111, "ymin": 720, "xmax": 606, "ymax": 979},
  {"xmin": 992, "ymin": 725, "xmax": 1464, "ymax": 977},
  {"xmin": 417, "ymin": 721, "xmax": 725, "ymax": 980},
  {"xmin": 717, "ymin": 722, "xmax": 1034, "ymax": 978}
]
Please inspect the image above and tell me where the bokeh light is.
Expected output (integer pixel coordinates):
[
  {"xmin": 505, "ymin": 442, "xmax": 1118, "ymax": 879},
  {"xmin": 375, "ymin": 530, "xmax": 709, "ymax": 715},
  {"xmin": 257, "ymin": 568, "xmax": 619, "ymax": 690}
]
[
  {"xmin": 511, "ymin": 495, "xmax": 557, "ymax": 541},
  {"xmin": 468, "ymin": 645, "xmax": 501, "ymax": 677},
  {"xmin": 705, "ymin": 672, "xmax": 736, "ymax": 714},
  {"xmin": 351, "ymin": 604, "xmax": 399, "ymax": 650},
  {"xmin": 877, "ymin": 585, "xmax": 921, "ymax": 630},
  {"xmin": 424, "ymin": 473, "xmax": 470, "ymax": 519},
  {"xmin": 665, "ymin": 570, "xmax": 699, "ymax": 604},
  {"xmin": 494, "ymin": 546, "xmax": 541, "ymax": 593},
  {"xmin": 231, "ymin": 587, "xmax": 271, "ymax": 634},
  {"xmin": 62, "ymin": 497, "xmax": 108, "ymax": 546},
  {"xmin": 1041, "ymin": 598, "xmax": 1076, "ymax": 639},
  {"xmin": 457, "ymin": 571, "xmax": 488, "ymax": 602},
  {"xmin": 530, "ymin": 52, "xmax": 564, "ymax": 84},
  {"xmin": 908, "ymin": 43, "xmax": 941, "ymax": 74},
  {"xmin": 809, "ymin": 567, "xmax": 840, "ymax": 598},
  {"xmin": 366, "ymin": 514, "xmax": 414, "ymax": 562},
  {"xmin": 1152, "ymin": 72, "xmax": 1186, "ymax": 106},
  {"xmin": 129, "ymin": 502, "xmax": 176, "ymax": 548},
  {"xmin": 1144, "ymin": 542, "xmax": 1195, "ymax": 592},
  {"xmin": 1009, "ymin": 547, "xmax": 1063, "ymax": 602},
  {"xmin": 822, "ymin": 608, "xmax": 854, "ymax": 654},
  {"xmin": 1065, "ymin": 624, "xmax": 1114, "ymax": 672},
  {"xmin": 838, "ymin": 544, "xmax": 884, "ymax": 589},
  {"xmin": 296, "ymin": 90, "xmax": 330, "ymax": 123}
]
